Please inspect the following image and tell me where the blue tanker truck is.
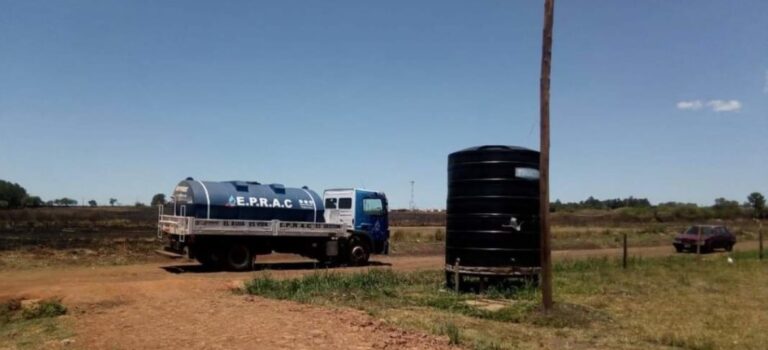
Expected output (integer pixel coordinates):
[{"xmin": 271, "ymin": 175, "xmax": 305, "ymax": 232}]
[{"xmin": 157, "ymin": 178, "xmax": 389, "ymax": 270}]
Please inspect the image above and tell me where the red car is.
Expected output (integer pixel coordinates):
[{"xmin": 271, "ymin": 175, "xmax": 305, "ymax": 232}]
[{"xmin": 673, "ymin": 225, "xmax": 736, "ymax": 253}]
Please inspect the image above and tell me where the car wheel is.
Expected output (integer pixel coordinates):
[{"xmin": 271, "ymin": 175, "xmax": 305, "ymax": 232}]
[
  {"xmin": 674, "ymin": 246, "xmax": 683, "ymax": 253},
  {"xmin": 725, "ymin": 243, "xmax": 734, "ymax": 252}
]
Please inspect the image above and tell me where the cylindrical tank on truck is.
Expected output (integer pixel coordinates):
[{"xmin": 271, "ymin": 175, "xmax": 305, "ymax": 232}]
[{"xmin": 172, "ymin": 178, "xmax": 324, "ymax": 222}]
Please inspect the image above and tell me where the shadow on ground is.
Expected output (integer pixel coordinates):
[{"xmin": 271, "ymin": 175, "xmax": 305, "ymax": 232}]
[{"xmin": 160, "ymin": 260, "xmax": 392, "ymax": 274}]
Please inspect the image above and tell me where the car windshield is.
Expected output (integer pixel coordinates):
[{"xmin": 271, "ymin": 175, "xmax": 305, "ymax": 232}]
[{"xmin": 685, "ymin": 226, "xmax": 714, "ymax": 235}]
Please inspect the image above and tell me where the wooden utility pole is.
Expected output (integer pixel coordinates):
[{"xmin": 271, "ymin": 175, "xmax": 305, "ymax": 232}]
[{"xmin": 539, "ymin": 0, "xmax": 555, "ymax": 311}]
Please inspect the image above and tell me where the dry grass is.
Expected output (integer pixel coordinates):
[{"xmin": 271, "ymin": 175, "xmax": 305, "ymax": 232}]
[
  {"xmin": 0, "ymin": 238, "xmax": 163, "ymax": 271},
  {"xmin": 390, "ymin": 220, "xmax": 763, "ymax": 252},
  {"xmin": 244, "ymin": 251, "xmax": 768, "ymax": 350}
]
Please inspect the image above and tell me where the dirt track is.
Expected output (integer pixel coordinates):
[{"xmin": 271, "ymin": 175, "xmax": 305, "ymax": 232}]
[{"xmin": 0, "ymin": 242, "xmax": 758, "ymax": 349}]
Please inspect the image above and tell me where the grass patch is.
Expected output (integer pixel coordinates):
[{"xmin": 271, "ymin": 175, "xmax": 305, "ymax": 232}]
[
  {"xmin": 21, "ymin": 299, "xmax": 67, "ymax": 320},
  {"xmin": 435, "ymin": 320, "xmax": 461, "ymax": 345},
  {"xmin": 244, "ymin": 269, "xmax": 405, "ymax": 304},
  {"xmin": 0, "ymin": 298, "xmax": 71, "ymax": 349},
  {"xmin": 243, "ymin": 251, "xmax": 768, "ymax": 349}
]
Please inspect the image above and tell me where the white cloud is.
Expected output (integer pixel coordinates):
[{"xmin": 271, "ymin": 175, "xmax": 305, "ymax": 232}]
[
  {"xmin": 706, "ymin": 99, "xmax": 741, "ymax": 112},
  {"xmin": 676, "ymin": 99, "xmax": 742, "ymax": 113},
  {"xmin": 676, "ymin": 100, "xmax": 703, "ymax": 110}
]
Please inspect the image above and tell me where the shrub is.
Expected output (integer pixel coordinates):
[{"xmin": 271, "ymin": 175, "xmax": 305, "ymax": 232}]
[
  {"xmin": 434, "ymin": 229, "xmax": 445, "ymax": 241},
  {"xmin": 21, "ymin": 299, "xmax": 67, "ymax": 319}
]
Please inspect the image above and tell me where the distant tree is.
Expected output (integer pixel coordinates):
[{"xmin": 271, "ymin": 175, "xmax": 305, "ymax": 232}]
[
  {"xmin": 0, "ymin": 180, "xmax": 28, "ymax": 209},
  {"xmin": 150, "ymin": 193, "xmax": 167, "ymax": 207},
  {"xmin": 747, "ymin": 192, "xmax": 766, "ymax": 218},
  {"xmin": 134, "ymin": 202, "xmax": 146, "ymax": 207},
  {"xmin": 0, "ymin": 200, "xmax": 8, "ymax": 208},
  {"xmin": 712, "ymin": 197, "xmax": 742, "ymax": 219},
  {"xmin": 88, "ymin": 200, "xmax": 98, "ymax": 207},
  {"xmin": 24, "ymin": 196, "xmax": 44, "ymax": 207},
  {"xmin": 109, "ymin": 198, "xmax": 118, "ymax": 206},
  {"xmin": 581, "ymin": 196, "xmax": 604, "ymax": 209},
  {"xmin": 55, "ymin": 198, "xmax": 78, "ymax": 207},
  {"xmin": 551, "ymin": 199, "xmax": 564, "ymax": 212}
]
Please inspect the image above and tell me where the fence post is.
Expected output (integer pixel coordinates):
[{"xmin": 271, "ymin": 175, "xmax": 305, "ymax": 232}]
[
  {"xmin": 622, "ymin": 232, "xmax": 628, "ymax": 269},
  {"xmin": 696, "ymin": 226, "xmax": 702, "ymax": 258},
  {"xmin": 758, "ymin": 220, "xmax": 764, "ymax": 261}
]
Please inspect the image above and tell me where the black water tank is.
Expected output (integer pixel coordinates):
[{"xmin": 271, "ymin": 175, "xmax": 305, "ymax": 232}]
[{"xmin": 446, "ymin": 145, "xmax": 541, "ymax": 270}]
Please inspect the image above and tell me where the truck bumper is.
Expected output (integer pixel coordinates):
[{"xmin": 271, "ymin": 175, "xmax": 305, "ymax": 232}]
[{"xmin": 154, "ymin": 248, "xmax": 185, "ymax": 259}]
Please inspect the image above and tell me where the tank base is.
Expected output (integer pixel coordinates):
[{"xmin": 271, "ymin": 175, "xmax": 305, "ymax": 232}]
[
  {"xmin": 445, "ymin": 264, "xmax": 541, "ymax": 292},
  {"xmin": 445, "ymin": 264, "xmax": 540, "ymax": 277}
]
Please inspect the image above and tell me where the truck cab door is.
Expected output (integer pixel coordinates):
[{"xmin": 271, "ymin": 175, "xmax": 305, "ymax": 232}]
[
  {"xmin": 324, "ymin": 196, "xmax": 354, "ymax": 227},
  {"xmin": 355, "ymin": 192, "xmax": 389, "ymax": 254},
  {"xmin": 324, "ymin": 197, "xmax": 339, "ymax": 223},
  {"xmin": 336, "ymin": 197, "xmax": 354, "ymax": 227}
]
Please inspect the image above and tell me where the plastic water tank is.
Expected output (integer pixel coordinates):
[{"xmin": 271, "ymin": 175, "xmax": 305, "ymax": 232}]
[{"xmin": 446, "ymin": 145, "xmax": 540, "ymax": 269}]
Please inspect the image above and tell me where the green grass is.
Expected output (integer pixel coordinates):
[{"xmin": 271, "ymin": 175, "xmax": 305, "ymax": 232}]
[
  {"xmin": 243, "ymin": 252, "xmax": 768, "ymax": 349},
  {"xmin": 436, "ymin": 320, "xmax": 461, "ymax": 345},
  {"xmin": 244, "ymin": 269, "xmax": 542, "ymax": 324},
  {"xmin": 20, "ymin": 299, "xmax": 67, "ymax": 320},
  {"xmin": 0, "ymin": 298, "xmax": 71, "ymax": 349}
]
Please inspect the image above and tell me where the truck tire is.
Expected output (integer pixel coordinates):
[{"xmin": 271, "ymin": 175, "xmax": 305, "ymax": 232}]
[
  {"xmin": 224, "ymin": 243, "xmax": 253, "ymax": 271},
  {"xmin": 194, "ymin": 248, "xmax": 221, "ymax": 269},
  {"xmin": 195, "ymin": 253, "xmax": 216, "ymax": 268},
  {"xmin": 347, "ymin": 236, "xmax": 370, "ymax": 266}
]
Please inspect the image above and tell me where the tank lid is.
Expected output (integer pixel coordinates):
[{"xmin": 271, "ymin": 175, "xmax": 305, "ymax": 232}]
[
  {"xmin": 269, "ymin": 183, "xmax": 286, "ymax": 194},
  {"xmin": 455, "ymin": 145, "xmax": 536, "ymax": 153},
  {"xmin": 229, "ymin": 181, "xmax": 249, "ymax": 192}
]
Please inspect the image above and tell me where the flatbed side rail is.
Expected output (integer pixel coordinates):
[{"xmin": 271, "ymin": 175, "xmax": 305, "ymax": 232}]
[{"xmin": 158, "ymin": 215, "xmax": 347, "ymax": 238}]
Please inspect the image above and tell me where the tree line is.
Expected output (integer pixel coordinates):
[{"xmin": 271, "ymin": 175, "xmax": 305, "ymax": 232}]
[
  {"xmin": 1, "ymin": 178, "xmax": 764, "ymax": 218},
  {"xmin": 0, "ymin": 179, "xmax": 168, "ymax": 209},
  {"xmin": 552, "ymin": 193, "xmax": 766, "ymax": 219}
]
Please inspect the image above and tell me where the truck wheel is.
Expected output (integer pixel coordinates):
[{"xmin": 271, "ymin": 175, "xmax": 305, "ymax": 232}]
[
  {"xmin": 194, "ymin": 248, "xmax": 221, "ymax": 269},
  {"xmin": 195, "ymin": 252, "xmax": 215, "ymax": 268},
  {"xmin": 347, "ymin": 236, "xmax": 370, "ymax": 266},
  {"xmin": 224, "ymin": 243, "xmax": 253, "ymax": 271}
]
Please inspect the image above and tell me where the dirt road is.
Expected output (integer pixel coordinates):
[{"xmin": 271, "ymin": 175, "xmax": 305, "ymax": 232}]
[{"xmin": 0, "ymin": 242, "xmax": 757, "ymax": 349}]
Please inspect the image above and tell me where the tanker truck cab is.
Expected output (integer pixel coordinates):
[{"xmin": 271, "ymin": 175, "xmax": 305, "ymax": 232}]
[{"xmin": 323, "ymin": 188, "xmax": 390, "ymax": 255}]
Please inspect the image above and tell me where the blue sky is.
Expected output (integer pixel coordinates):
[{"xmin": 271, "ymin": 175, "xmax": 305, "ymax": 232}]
[{"xmin": 1, "ymin": 0, "xmax": 766, "ymax": 208}]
